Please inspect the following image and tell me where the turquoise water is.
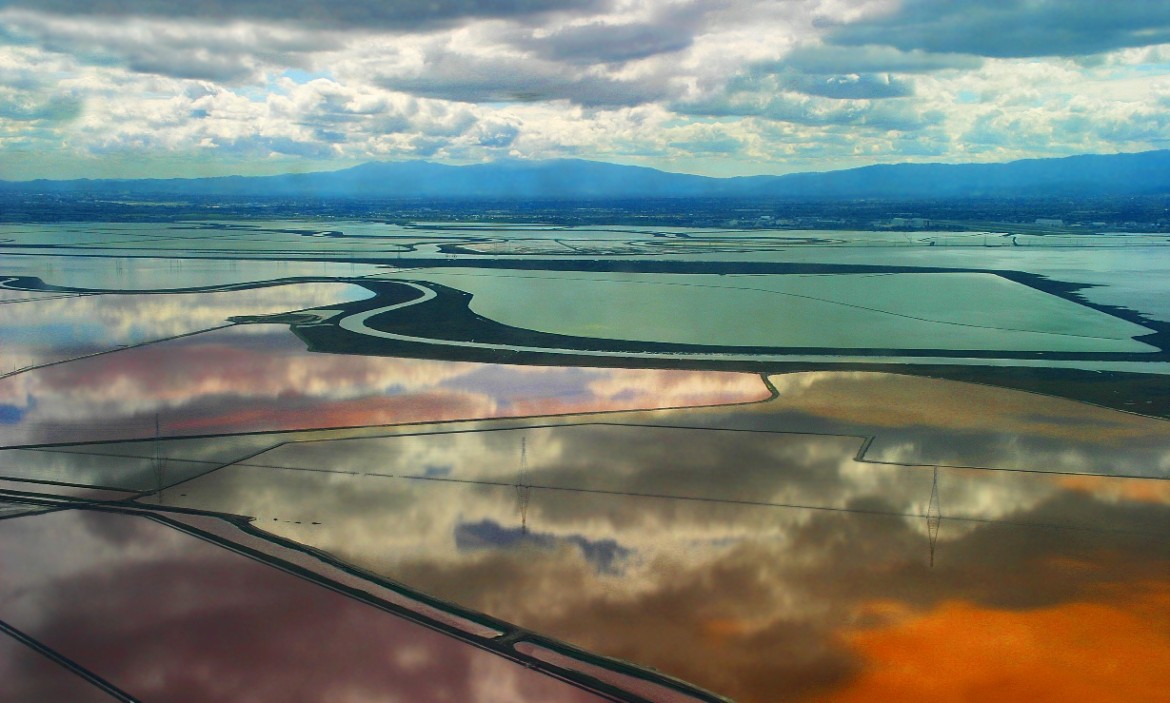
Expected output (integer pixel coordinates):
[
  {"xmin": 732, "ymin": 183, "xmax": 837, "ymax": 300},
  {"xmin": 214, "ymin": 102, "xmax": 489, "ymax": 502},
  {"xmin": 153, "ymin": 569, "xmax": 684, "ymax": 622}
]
[{"xmin": 378, "ymin": 268, "xmax": 1156, "ymax": 353}]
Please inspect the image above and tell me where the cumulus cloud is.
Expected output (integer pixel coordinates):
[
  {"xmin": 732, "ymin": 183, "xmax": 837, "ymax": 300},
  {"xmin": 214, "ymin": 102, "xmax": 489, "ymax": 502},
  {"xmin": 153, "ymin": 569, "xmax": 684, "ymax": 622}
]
[
  {"xmin": 0, "ymin": 55, "xmax": 528, "ymax": 166},
  {"xmin": 2, "ymin": 0, "xmax": 1170, "ymax": 176},
  {"xmin": 0, "ymin": 92, "xmax": 80, "ymax": 121},
  {"xmin": 747, "ymin": 45, "xmax": 945, "ymax": 103},
  {"xmin": 779, "ymin": 70, "xmax": 915, "ymax": 100},
  {"xmin": 472, "ymin": 118, "xmax": 520, "ymax": 147},
  {"xmin": 678, "ymin": 84, "xmax": 941, "ymax": 131},
  {"xmin": 783, "ymin": 43, "xmax": 983, "ymax": 75}
]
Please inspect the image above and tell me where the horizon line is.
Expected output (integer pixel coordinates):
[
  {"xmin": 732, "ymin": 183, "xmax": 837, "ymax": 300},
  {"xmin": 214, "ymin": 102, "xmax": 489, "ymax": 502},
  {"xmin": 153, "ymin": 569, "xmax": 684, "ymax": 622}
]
[{"xmin": 1, "ymin": 147, "xmax": 1166, "ymax": 185}]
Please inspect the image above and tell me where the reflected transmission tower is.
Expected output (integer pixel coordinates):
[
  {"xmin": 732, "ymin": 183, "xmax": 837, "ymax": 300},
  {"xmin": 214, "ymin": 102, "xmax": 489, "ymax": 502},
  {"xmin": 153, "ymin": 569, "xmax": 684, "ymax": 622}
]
[
  {"xmin": 154, "ymin": 413, "xmax": 164, "ymax": 505},
  {"xmin": 927, "ymin": 465, "xmax": 941, "ymax": 567},
  {"xmin": 516, "ymin": 436, "xmax": 532, "ymax": 534}
]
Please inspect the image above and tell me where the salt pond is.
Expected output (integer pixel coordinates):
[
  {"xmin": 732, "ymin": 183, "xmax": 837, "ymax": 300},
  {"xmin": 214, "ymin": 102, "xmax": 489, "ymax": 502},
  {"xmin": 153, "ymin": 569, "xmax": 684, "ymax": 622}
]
[
  {"xmin": 157, "ymin": 380, "xmax": 1170, "ymax": 703},
  {"xmin": 0, "ymin": 508, "xmax": 609, "ymax": 702},
  {"xmin": 375, "ymin": 268, "xmax": 1157, "ymax": 353},
  {"xmin": 3, "ymin": 222, "xmax": 1169, "ymax": 702},
  {"xmin": 0, "ymin": 281, "xmax": 373, "ymax": 373}
]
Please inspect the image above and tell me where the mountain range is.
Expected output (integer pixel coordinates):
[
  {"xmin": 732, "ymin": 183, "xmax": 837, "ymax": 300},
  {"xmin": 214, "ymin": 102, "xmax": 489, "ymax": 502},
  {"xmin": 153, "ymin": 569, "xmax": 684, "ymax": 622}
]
[{"xmin": 4, "ymin": 150, "xmax": 1170, "ymax": 201}]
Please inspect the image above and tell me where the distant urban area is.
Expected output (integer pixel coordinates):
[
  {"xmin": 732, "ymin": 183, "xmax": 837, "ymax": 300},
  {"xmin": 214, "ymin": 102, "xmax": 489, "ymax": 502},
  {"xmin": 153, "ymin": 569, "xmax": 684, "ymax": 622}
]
[{"xmin": 5, "ymin": 190, "xmax": 1170, "ymax": 233}]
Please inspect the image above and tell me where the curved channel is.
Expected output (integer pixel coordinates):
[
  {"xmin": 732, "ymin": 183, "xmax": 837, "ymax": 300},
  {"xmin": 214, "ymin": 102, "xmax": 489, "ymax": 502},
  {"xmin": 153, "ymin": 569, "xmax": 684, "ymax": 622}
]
[{"xmin": 336, "ymin": 281, "xmax": 1170, "ymax": 375}]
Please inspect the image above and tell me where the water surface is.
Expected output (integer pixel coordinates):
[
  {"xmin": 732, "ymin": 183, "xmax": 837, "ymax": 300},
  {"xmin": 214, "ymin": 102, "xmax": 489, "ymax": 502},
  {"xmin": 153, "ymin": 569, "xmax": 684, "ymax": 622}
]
[{"xmin": 159, "ymin": 380, "xmax": 1170, "ymax": 703}]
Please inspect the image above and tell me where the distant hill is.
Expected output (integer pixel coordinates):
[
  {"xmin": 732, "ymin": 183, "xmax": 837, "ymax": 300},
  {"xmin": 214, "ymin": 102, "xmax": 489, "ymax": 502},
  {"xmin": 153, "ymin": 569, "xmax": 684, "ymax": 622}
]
[
  {"xmin": 4, "ymin": 150, "xmax": 1170, "ymax": 201},
  {"xmin": 740, "ymin": 150, "xmax": 1170, "ymax": 199}
]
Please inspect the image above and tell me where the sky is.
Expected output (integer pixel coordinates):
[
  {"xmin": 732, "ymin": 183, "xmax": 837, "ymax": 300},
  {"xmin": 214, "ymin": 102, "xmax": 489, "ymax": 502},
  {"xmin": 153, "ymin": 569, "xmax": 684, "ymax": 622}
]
[{"xmin": 2, "ymin": 0, "xmax": 1170, "ymax": 180}]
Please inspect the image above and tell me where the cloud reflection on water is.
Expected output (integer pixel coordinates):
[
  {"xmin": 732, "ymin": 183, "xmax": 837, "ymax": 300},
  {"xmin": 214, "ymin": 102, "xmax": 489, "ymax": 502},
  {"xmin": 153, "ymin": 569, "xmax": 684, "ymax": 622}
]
[
  {"xmin": 0, "ymin": 325, "xmax": 768, "ymax": 447},
  {"xmin": 164, "ymin": 407, "xmax": 1170, "ymax": 703},
  {"xmin": 0, "ymin": 509, "xmax": 609, "ymax": 703},
  {"xmin": 737, "ymin": 372, "xmax": 1170, "ymax": 478},
  {"xmin": 0, "ymin": 282, "xmax": 373, "ymax": 372}
]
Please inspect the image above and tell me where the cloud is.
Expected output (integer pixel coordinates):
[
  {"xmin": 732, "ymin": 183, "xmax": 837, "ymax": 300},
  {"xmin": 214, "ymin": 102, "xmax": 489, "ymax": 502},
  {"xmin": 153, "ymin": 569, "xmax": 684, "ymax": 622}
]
[
  {"xmin": 0, "ymin": 282, "xmax": 373, "ymax": 372},
  {"xmin": 3, "ymin": 0, "xmax": 1170, "ymax": 175},
  {"xmin": 0, "ymin": 47, "xmax": 83, "ymax": 128},
  {"xmin": 0, "ymin": 0, "xmax": 604, "ymax": 31},
  {"xmin": 0, "ymin": 319, "xmax": 765, "ymax": 446},
  {"xmin": 3, "ymin": 509, "xmax": 601, "ymax": 703},
  {"xmin": 0, "ymin": 92, "xmax": 80, "ymax": 121},
  {"xmin": 472, "ymin": 119, "xmax": 520, "ymax": 147},
  {"xmin": 160, "ymin": 398, "xmax": 1170, "ymax": 702},
  {"xmin": 0, "ymin": 56, "xmax": 518, "ymax": 165},
  {"xmin": 517, "ymin": 18, "xmax": 694, "ymax": 65},
  {"xmin": 0, "ymin": 9, "xmax": 330, "ymax": 83},
  {"xmin": 825, "ymin": 0, "xmax": 1170, "ymax": 58},
  {"xmin": 783, "ymin": 43, "xmax": 983, "ymax": 75},
  {"xmin": 744, "ymin": 41, "xmax": 986, "ymax": 105},
  {"xmin": 779, "ymin": 70, "xmax": 915, "ymax": 100},
  {"xmin": 666, "ymin": 133, "xmax": 744, "ymax": 155},
  {"xmin": 366, "ymin": 47, "xmax": 674, "ymax": 107},
  {"xmin": 677, "ymin": 86, "xmax": 941, "ymax": 131},
  {"xmin": 955, "ymin": 91, "xmax": 1170, "ymax": 158}
]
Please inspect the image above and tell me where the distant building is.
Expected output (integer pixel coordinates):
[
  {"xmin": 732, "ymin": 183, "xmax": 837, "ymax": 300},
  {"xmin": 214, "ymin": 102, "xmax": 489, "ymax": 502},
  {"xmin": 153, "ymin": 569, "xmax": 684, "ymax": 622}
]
[{"xmin": 1035, "ymin": 218, "xmax": 1064, "ymax": 227}]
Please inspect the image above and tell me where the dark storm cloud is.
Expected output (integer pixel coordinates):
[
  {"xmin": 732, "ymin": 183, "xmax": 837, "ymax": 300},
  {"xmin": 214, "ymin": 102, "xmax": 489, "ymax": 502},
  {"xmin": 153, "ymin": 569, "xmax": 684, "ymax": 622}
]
[
  {"xmin": 0, "ymin": 0, "xmax": 606, "ymax": 30},
  {"xmin": 826, "ymin": 0, "xmax": 1170, "ymax": 58}
]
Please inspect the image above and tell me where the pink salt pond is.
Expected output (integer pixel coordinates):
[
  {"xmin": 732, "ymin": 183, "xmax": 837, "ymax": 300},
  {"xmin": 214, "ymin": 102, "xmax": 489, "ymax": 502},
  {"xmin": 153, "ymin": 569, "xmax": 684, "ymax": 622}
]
[
  {"xmin": 0, "ymin": 324, "xmax": 769, "ymax": 447},
  {"xmin": 0, "ymin": 507, "xmax": 614, "ymax": 703}
]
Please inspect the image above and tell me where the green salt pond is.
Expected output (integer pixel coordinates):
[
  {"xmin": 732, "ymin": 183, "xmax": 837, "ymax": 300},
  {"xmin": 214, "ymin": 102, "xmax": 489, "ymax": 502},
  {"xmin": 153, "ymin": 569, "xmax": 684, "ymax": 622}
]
[{"xmin": 377, "ymin": 269, "xmax": 1157, "ymax": 353}]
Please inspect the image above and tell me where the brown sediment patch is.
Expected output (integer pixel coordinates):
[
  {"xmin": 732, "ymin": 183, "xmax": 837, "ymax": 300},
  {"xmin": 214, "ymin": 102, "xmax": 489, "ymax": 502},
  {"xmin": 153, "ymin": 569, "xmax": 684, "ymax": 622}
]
[
  {"xmin": 765, "ymin": 371, "xmax": 1170, "ymax": 445},
  {"xmin": 1056, "ymin": 474, "xmax": 1170, "ymax": 504},
  {"xmin": 824, "ymin": 589, "xmax": 1170, "ymax": 703}
]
